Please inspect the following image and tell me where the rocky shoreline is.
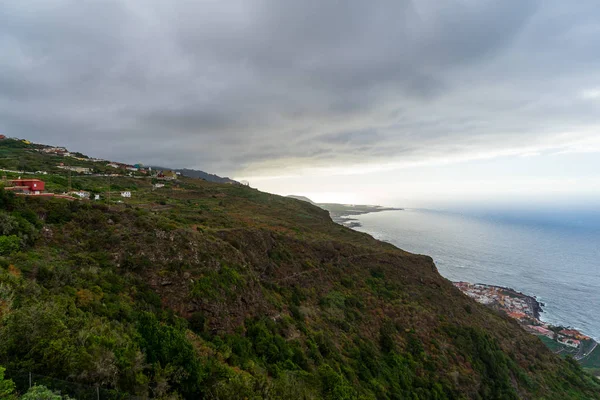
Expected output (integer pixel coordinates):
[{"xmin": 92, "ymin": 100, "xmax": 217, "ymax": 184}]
[
  {"xmin": 454, "ymin": 282, "xmax": 544, "ymax": 320},
  {"xmin": 488, "ymin": 284, "xmax": 545, "ymax": 320},
  {"xmin": 454, "ymin": 281, "xmax": 598, "ymax": 365}
]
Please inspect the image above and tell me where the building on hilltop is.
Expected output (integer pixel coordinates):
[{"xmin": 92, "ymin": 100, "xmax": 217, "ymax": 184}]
[
  {"xmin": 157, "ymin": 170, "xmax": 177, "ymax": 180},
  {"xmin": 41, "ymin": 147, "xmax": 69, "ymax": 155},
  {"xmin": 2, "ymin": 179, "xmax": 80, "ymax": 201},
  {"xmin": 6, "ymin": 179, "xmax": 45, "ymax": 195},
  {"xmin": 121, "ymin": 191, "xmax": 132, "ymax": 198}
]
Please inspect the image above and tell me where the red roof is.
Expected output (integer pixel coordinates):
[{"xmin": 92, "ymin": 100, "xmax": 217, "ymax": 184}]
[
  {"xmin": 10, "ymin": 179, "xmax": 45, "ymax": 191},
  {"xmin": 529, "ymin": 325, "xmax": 552, "ymax": 335}
]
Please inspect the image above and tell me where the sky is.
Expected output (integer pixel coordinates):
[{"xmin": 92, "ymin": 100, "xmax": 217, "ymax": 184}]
[{"xmin": 2, "ymin": 1, "xmax": 600, "ymax": 208}]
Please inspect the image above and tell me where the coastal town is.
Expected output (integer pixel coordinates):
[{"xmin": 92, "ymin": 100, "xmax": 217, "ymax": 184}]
[{"xmin": 454, "ymin": 282, "xmax": 598, "ymax": 364}]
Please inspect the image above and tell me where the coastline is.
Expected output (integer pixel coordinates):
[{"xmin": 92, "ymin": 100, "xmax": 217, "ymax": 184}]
[
  {"xmin": 454, "ymin": 281, "xmax": 599, "ymax": 366},
  {"xmin": 332, "ymin": 207, "xmax": 600, "ymax": 368},
  {"xmin": 479, "ymin": 283, "xmax": 544, "ymax": 320},
  {"xmin": 318, "ymin": 204, "xmax": 403, "ymax": 227}
]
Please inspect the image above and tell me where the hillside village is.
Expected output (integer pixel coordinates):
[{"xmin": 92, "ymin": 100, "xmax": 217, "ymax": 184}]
[{"xmin": 0, "ymin": 137, "xmax": 211, "ymax": 203}]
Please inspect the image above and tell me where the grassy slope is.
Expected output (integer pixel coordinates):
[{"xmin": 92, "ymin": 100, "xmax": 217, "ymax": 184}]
[
  {"xmin": 582, "ymin": 346, "xmax": 600, "ymax": 369},
  {"xmin": 537, "ymin": 336, "xmax": 599, "ymax": 365},
  {"xmin": 0, "ymin": 139, "xmax": 599, "ymax": 399}
]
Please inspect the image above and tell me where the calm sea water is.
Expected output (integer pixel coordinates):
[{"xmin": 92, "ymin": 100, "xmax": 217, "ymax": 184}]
[{"xmin": 353, "ymin": 209, "xmax": 600, "ymax": 340}]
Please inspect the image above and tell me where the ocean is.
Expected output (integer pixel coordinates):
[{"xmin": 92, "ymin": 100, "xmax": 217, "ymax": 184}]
[{"xmin": 352, "ymin": 208, "xmax": 600, "ymax": 340}]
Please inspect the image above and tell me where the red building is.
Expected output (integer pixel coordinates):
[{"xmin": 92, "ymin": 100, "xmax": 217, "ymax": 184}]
[{"xmin": 8, "ymin": 179, "xmax": 46, "ymax": 194}]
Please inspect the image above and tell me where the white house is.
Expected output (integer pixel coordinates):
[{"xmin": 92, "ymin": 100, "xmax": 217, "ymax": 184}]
[
  {"xmin": 558, "ymin": 336, "xmax": 580, "ymax": 348},
  {"xmin": 57, "ymin": 165, "xmax": 91, "ymax": 174},
  {"xmin": 94, "ymin": 194, "xmax": 101, "ymax": 201},
  {"xmin": 69, "ymin": 191, "xmax": 90, "ymax": 199},
  {"xmin": 121, "ymin": 191, "xmax": 132, "ymax": 198}
]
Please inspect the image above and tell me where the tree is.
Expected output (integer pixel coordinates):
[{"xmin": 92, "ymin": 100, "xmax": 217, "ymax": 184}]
[
  {"xmin": 20, "ymin": 385, "xmax": 73, "ymax": 400},
  {"xmin": 0, "ymin": 366, "xmax": 16, "ymax": 399}
]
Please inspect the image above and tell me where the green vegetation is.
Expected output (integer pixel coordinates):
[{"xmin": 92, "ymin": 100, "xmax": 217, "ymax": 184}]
[
  {"xmin": 0, "ymin": 366, "xmax": 17, "ymax": 399},
  {"xmin": 1, "ymin": 367, "xmax": 74, "ymax": 400},
  {"xmin": 0, "ymin": 139, "xmax": 599, "ymax": 399},
  {"xmin": 0, "ymin": 139, "xmax": 102, "ymax": 175},
  {"xmin": 538, "ymin": 335, "xmax": 570, "ymax": 352},
  {"xmin": 20, "ymin": 385, "xmax": 73, "ymax": 400},
  {"xmin": 582, "ymin": 346, "xmax": 600, "ymax": 369},
  {"xmin": 537, "ymin": 334, "xmax": 600, "ymax": 370}
]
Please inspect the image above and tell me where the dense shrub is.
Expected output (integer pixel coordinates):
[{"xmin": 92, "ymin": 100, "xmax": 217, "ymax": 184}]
[
  {"xmin": 0, "ymin": 167, "xmax": 597, "ymax": 399},
  {"xmin": 0, "ymin": 235, "xmax": 21, "ymax": 255}
]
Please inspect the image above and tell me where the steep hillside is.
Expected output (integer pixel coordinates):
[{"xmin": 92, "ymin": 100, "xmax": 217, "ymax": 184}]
[
  {"xmin": 287, "ymin": 195, "xmax": 317, "ymax": 204},
  {"xmin": 0, "ymin": 142, "xmax": 598, "ymax": 399}
]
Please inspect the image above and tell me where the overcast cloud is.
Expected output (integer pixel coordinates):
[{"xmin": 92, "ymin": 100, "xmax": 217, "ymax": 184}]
[{"xmin": 2, "ymin": 1, "xmax": 600, "ymax": 201}]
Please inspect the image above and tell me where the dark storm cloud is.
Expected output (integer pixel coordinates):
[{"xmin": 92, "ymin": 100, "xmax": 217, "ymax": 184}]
[{"xmin": 1, "ymin": 0, "xmax": 599, "ymax": 175}]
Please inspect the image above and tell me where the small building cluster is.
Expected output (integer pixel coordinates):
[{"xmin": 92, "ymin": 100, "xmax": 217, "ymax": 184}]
[
  {"xmin": 69, "ymin": 190, "xmax": 91, "ymax": 199},
  {"xmin": 454, "ymin": 281, "xmax": 590, "ymax": 350},
  {"xmin": 523, "ymin": 326, "xmax": 586, "ymax": 349},
  {"xmin": 527, "ymin": 325, "xmax": 554, "ymax": 339},
  {"xmin": 156, "ymin": 170, "xmax": 178, "ymax": 180},
  {"xmin": 453, "ymin": 282, "xmax": 534, "ymax": 319},
  {"xmin": 4, "ymin": 180, "xmax": 106, "ymax": 202},
  {"xmin": 41, "ymin": 147, "xmax": 71, "ymax": 157},
  {"xmin": 558, "ymin": 336, "xmax": 581, "ymax": 348},
  {"xmin": 106, "ymin": 162, "xmax": 149, "ymax": 175},
  {"xmin": 57, "ymin": 165, "xmax": 91, "ymax": 174},
  {"xmin": 3, "ymin": 179, "xmax": 77, "ymax": 200},
  {"xmin": 39, "ymin": 146, "xmax": 105, "ymax": 163},
  {"xmin": 559, "ymin": 329, "xmax": 591, "ymax": 341}
]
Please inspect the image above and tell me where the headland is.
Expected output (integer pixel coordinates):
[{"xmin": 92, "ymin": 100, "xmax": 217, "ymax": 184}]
[
  {"xmin": 317, "ymin": 203, "xmax": 402, "ymax": 227},
  {"xmin": 454, "ymin": 281, "xmax": 600, "ymax": 368}
]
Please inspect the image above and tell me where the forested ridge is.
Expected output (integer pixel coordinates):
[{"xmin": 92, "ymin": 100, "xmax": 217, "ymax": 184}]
[{"xmin": 0, "ymin": 140, "xmax": 599, "ymax": 399}]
